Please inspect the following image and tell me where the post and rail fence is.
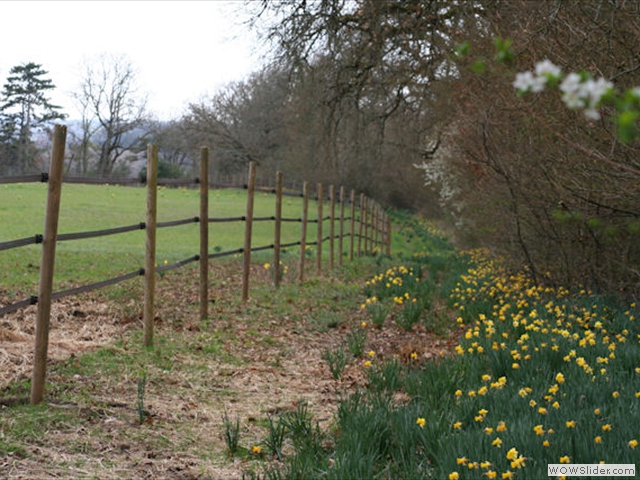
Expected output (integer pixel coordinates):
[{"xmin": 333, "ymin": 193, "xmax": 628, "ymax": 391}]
[{"xmin": 0, "ymin": 124, "xmax": 392, "ymax": 404}]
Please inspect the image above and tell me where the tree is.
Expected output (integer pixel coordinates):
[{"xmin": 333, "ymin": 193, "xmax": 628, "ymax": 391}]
[
  {"xmin": 244, "ymin": 0, "xmax": 469, "ymax": 209},
  {"xmin": 0, "ymin": 62, "xmax": 66, "ymax": 174},
  {"xmin": 78, "ymin": 54, "xmax": 148, "ymax": 177},
  {"xmin": 183, "ymin": 66, "xmax": 292, "ymax": 180}
]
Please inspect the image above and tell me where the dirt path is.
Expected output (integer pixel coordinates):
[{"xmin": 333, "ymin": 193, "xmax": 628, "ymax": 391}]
[{"xmin": 0, "ymin": 262, "xmax": 454, "ymax": 479}]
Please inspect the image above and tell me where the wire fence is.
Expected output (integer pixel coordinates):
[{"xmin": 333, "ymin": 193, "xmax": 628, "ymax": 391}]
[{"xmin": 0, "ymin": 125, "xmax": 391, "ymax": 403}]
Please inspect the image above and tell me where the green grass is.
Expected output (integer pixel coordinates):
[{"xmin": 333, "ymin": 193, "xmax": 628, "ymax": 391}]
[{"xmin": 0, "ymin": 183, "xmax": 361, "ymax": 294}]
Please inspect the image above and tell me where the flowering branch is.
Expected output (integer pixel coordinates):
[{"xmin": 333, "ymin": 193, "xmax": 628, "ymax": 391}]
[{"xmin": 513, "ymin": 60, "xmax": 640, "ymax": 142}]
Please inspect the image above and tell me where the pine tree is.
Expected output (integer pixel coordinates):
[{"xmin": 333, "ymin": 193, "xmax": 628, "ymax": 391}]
[{"xmin": 0, "ymin": 62, "xmax": 66, "ymax": 174}]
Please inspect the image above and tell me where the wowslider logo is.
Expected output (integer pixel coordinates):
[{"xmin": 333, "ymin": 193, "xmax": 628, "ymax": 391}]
[{"xmin": 548, "ymin": 464, "xmax": 635, "ymax": 477}]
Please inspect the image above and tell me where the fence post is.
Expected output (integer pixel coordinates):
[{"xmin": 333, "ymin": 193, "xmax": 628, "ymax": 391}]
[
  {"xmin": 358, "ymin": 194, "xmax": 365, "ymax": 257},
  {"xmin": 316, "ymin": 183, "xmax": 323, "ymax": 273},
  {"xmin": 350, "ymin": 189, "xmax": 356, "ymax": 261},
  {"xmin": 386, "ymin": 213, "xmax": 392, "ymax": 256},
  {"xmin": 339, "ymin": 186, "xmax": 345, "ymax": 266},
  {"xmin": 329, "ymin": 185, "xmax": 335, "ymax": 270},
  {"xmin": 299, "ymin": 181, "xmax": 309, "ymax": 282},
  {"xmin": 31, "ymin": 124, "xmax": 66, "ymax": 405},
  {"xmin": 373, "ymin": 202, "xmax": 378, "ymax": 253},
  {"xmin": 199, "ymin": 147, "xmax": 209, "ymax": 320},
  {"xmin": 143, "ymin": 144, "xmax": 158, "ymax": 347},
  {"xmin": 242, "ymin": 161, "xmax": 256, "ymax": 303},
  {"xmin": 364, "ymin": 197, "xmax": 370, "ymax": 255},
  {"xmin": 274, "ymin": 171, "xmax": 283, "ymax": 288}
]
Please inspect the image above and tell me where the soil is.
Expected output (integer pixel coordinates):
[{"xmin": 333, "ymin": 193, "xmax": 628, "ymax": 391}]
[{"xmin": 0, "ymin": 262, "xmax": 456, "ymax": 479}]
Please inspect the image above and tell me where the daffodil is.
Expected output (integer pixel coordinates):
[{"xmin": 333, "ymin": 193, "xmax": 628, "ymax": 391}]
[
  {"xmin": 506, "ymin": 447, "xmax": 519, "ymax": 461},
  {"xmin": 629, "ymin": 439, "xmax": 638, "ymax": 449},
  {"xmin": 416, "ymin": 417, "xmax": 426, "ymax": 428}
]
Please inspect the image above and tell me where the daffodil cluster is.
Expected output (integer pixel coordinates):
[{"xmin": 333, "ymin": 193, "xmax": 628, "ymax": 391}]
[
  {"xmin": 444, "ymin": 248, "xmax": 640, "ymax": 476},
  {"xmin": 361, "ymin": 264, "xmax": 430, "ymax": 330}
]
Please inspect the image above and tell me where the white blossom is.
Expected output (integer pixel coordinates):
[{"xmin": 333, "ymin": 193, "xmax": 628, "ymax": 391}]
[
  {"xmin": 513, "ymin": 71, "xmax": 546, "ymax": 93},
  {"xmin": 559, "ymin": 73, "xmax": 586, "ymax": 109},
  {"xmin": 535, "ymin": 60, "xmax": 561, "ymax": 79}
]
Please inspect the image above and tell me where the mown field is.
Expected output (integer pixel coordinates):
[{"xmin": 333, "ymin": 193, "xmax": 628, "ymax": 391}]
[
  {"xmin": 0, "ymin": 183, "xmax": 328, "ymax": 295},
  {"xmin": 1, "ymin": 184, "xmax": 638, "ymax": 479}
]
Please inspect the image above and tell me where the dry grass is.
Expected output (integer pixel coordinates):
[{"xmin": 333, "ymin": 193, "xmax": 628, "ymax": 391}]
[{"xmin": 0, "ymin": 259, "xmax": 454, "ymax": 479}]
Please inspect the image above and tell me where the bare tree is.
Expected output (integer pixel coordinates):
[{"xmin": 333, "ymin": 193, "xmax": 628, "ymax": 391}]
[{"xmin": 78, "ymin": 54, "xmax": 148, "ymax": 177}]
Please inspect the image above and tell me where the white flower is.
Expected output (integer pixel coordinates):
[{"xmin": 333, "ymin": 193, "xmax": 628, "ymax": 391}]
[
  {"xmin": 560, "ymin": 73, "xmax": 586, "ymax": 109},
  {"xmin": 535, "ymin": 60, "xmax": 561, "ymax": 79},
  {"xmin": 513, "ymin": 71, "xmax": 546, "ymax": 93},
  {"xmin": 582, "ymin": 77, "xmax": 613, "ymax": 108}
]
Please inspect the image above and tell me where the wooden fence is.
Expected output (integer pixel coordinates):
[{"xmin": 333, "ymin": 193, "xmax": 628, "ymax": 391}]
[{"xmin": 0, "ymin": 125, "xmax": 391, "ymax": 404}]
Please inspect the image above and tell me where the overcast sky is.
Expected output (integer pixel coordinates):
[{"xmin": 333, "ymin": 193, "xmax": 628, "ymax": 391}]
[{"xmin": 0, "ymin": 1, "xmax": 265, "ymax": 120}]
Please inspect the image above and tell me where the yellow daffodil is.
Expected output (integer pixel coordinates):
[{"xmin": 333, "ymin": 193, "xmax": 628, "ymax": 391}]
[
  {"xmin": 629, "ymin": 439, "xmax": 638, "ymax": 449},
  {"xmin": 416, "ymin": 417, "xmax": 426, "ymax": 429}
]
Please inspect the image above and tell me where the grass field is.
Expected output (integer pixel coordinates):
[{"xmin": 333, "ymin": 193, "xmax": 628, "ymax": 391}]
[{"xmin": 0, "ymin": 182, "xmax": 336, "ymax": 295}]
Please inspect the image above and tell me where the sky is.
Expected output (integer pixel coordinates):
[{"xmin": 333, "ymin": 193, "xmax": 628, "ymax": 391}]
[{"xmin": 0, "ymin": 1, "xmax": 266, "ymax": 120}]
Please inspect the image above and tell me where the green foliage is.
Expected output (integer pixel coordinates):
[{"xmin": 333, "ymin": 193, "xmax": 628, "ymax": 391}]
[
  {"xmin": 345, "ymin": 327, "xmax": 367, "ymax": 357},
  {"xmin": 136, "ymin": 374, "xmax": 150, "ymax": 425},
  {"xmin": 321, "ymin": 346, "xmax": 349, "ymax": 380},
  {"xmin": 263, "ymin": 413, "xmax": 287, "ymax": 460},
  {"xmin": 223, "ymin": 410, "xmax": 241, "ymax": 456}
]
